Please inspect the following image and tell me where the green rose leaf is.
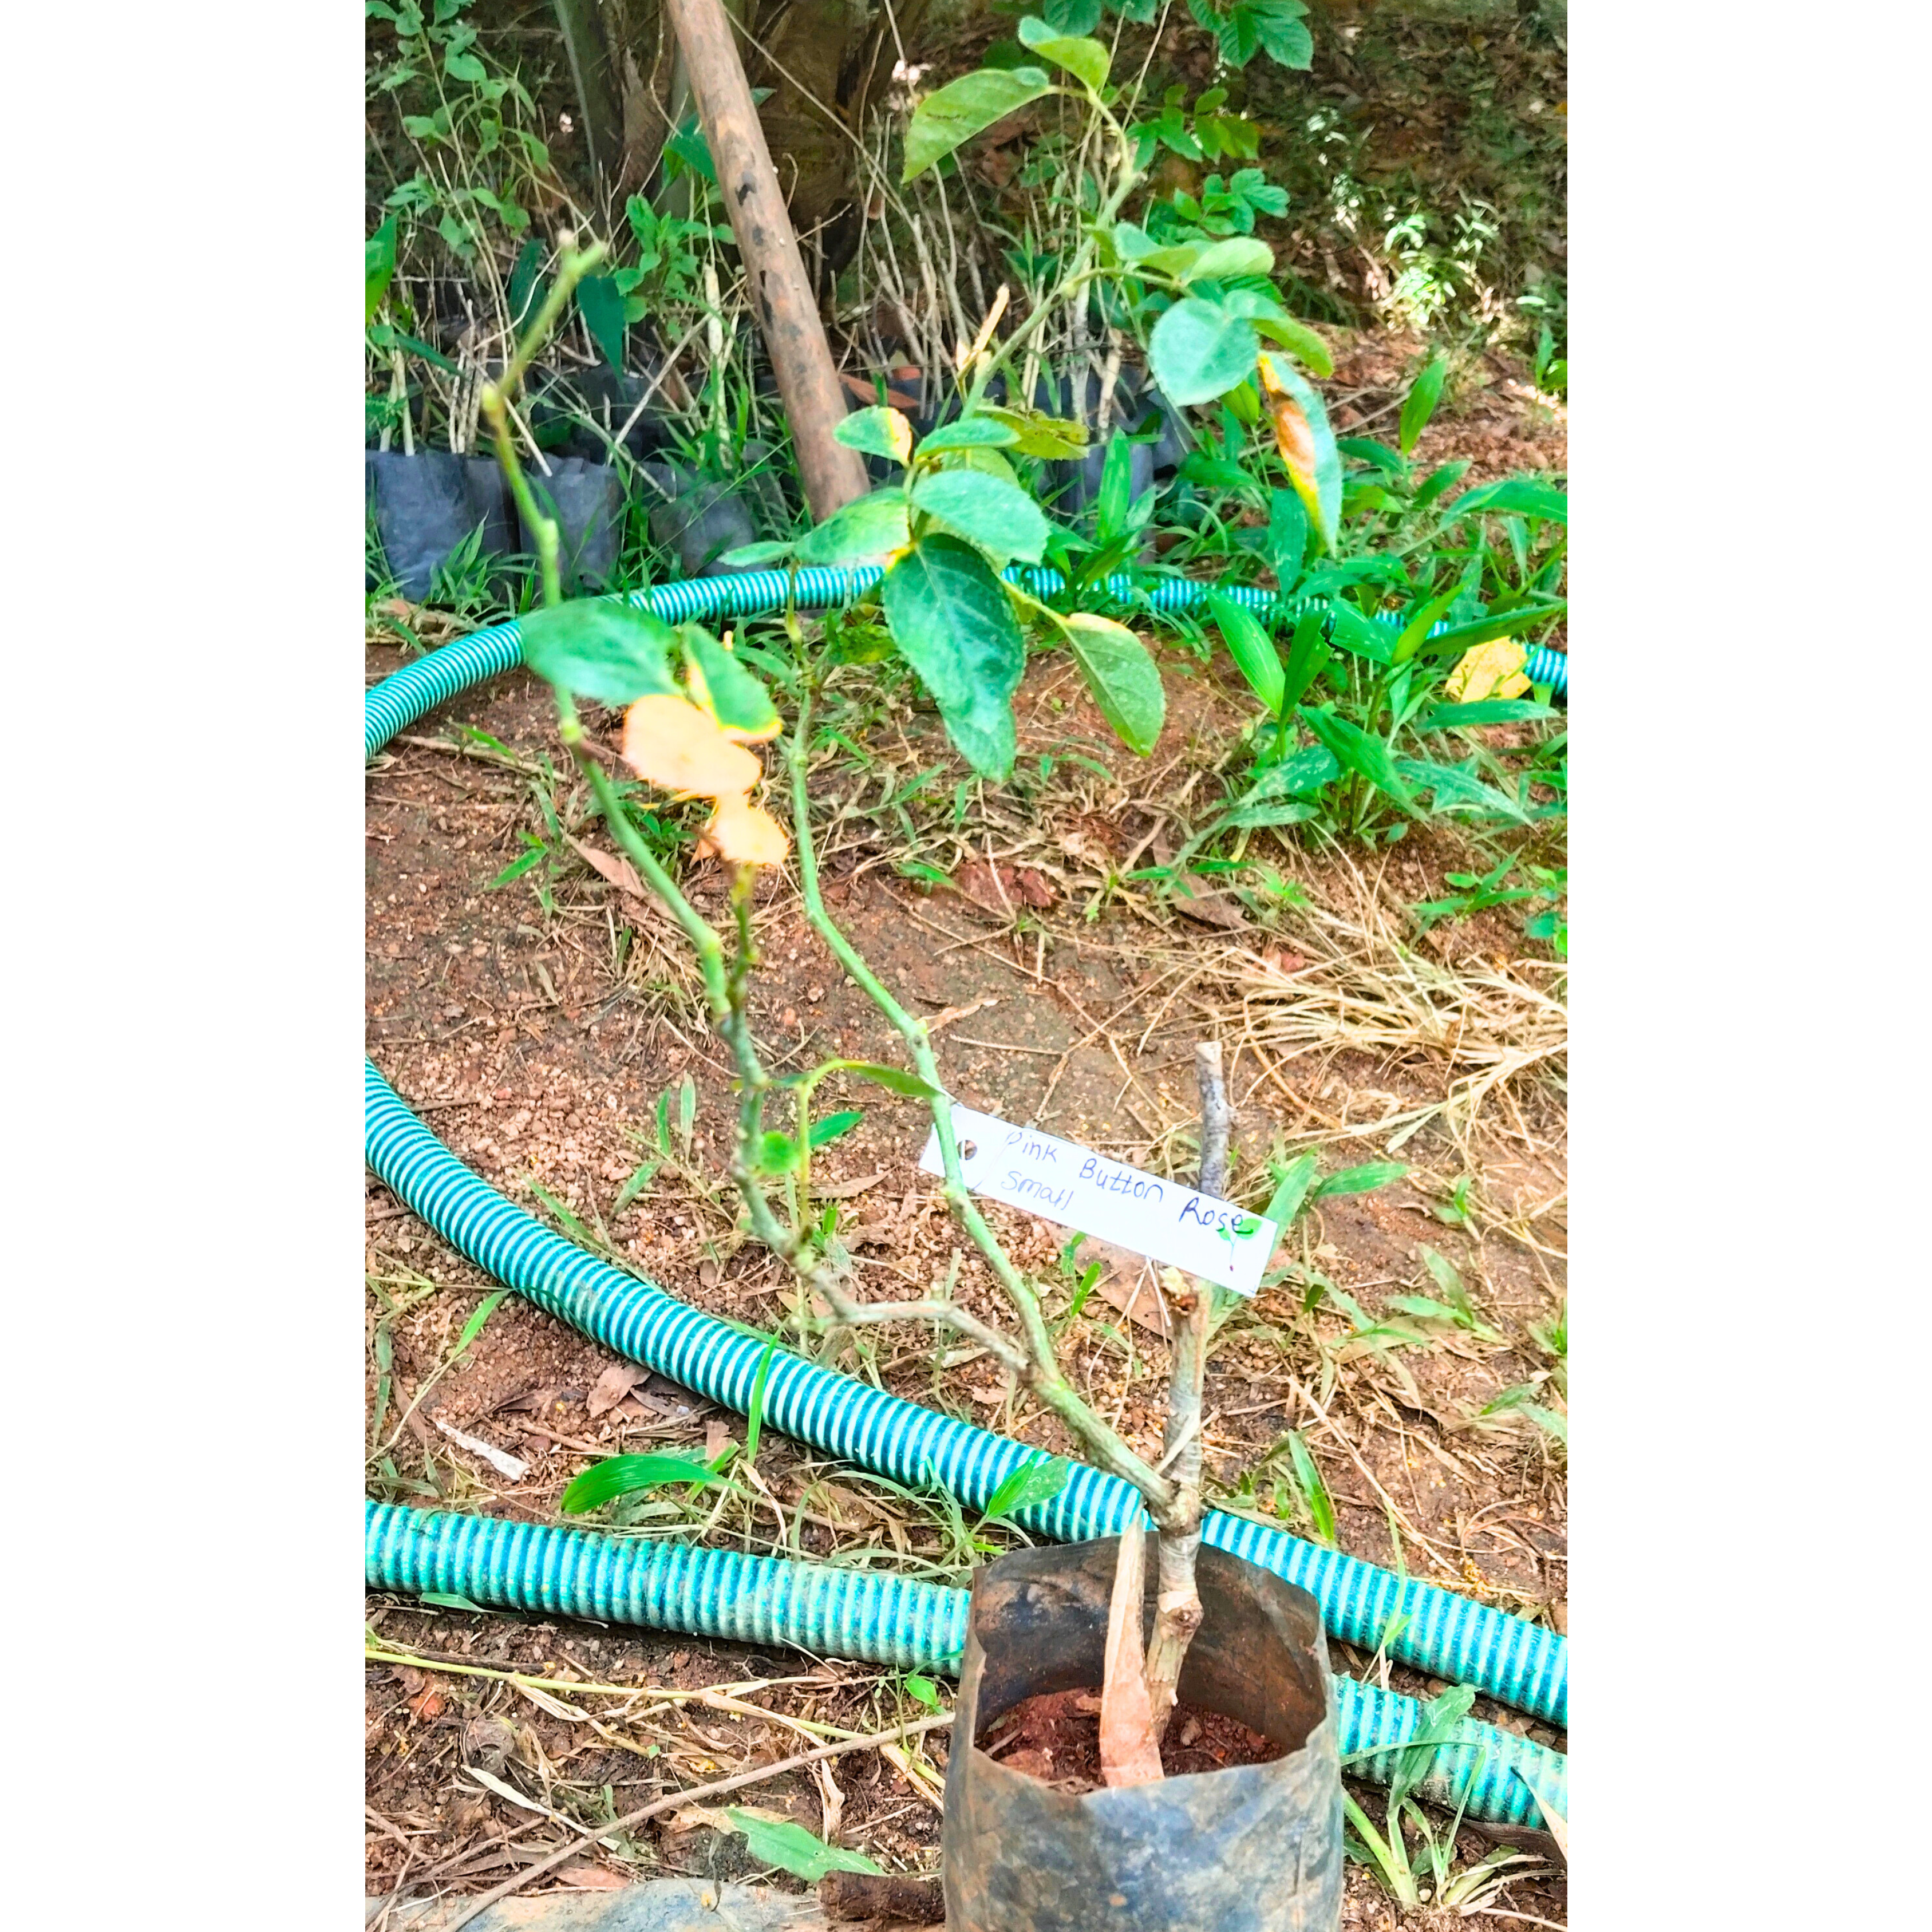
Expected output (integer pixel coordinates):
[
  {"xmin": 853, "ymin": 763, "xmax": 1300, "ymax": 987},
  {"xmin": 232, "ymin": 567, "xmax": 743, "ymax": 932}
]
[
  {"xmin": 833, "ymin": 1060, "xmax": 942, "ymax": 1099},
  {"xmin": 680, "ymin": 627, "xmax": 780, "ymax": 740},
  {"xmin": 880, "ymin": 536, "xmax": 1025, "ymax": 779},
  {"xmin": 983, "ymin": 405, "xmax": 1089, "ymax": 457},
  {"xmin": 1016, "ymin": 15, "xmax": 1112, "ymax": 90},
  {"xmin": 910, "ymin": 468, "xmax": 1050, "ymax": 563},
  {"xmin": 1058, "ymin": 612, "xmax": 1165, "ymax": 755},
  {"xmin": 980, "ymin": 1452, "xmax": 1073, "ymax": 1524},
  {"xmin": 518, "ymin": 602, "xmax": 681, "ymax": 706},
  {"xmin": 916, "ymin": 414, "xmax": 1022, "ymax": 455},
  {"xmin": 1215, "ymin": 286, "xmax": 1333, "ymax": 377},
  {"xmin": 1184, "ymin": 235, "xmax": 1275, "ymax": 283},
  {"xmin": 1149, "ymin": 296, "xmax": 1260, "ymax": 406},
  {"xmin": 834, "ymin": 405, "xmax": 915, "ymax": 465},
  {"xmin": 795, "ymin": 487, "xmax": 912, "ymax": 567},
  {"xmin": 903, "ymin": 66, "xmax": 1054, "ymax": 181}
]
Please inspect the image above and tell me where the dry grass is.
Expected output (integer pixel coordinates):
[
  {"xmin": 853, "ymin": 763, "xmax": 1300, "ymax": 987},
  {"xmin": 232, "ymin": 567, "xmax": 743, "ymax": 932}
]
[{"xmin": 1206, "ymin": 852, "xmax": 1566, "ymax": 1156}]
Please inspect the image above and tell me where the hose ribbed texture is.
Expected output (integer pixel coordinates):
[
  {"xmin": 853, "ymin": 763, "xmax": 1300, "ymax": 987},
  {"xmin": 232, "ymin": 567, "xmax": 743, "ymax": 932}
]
[
  {"xmin": 367, "ymin": 1500, "xmax": 1564, "ymax": 1827},
  {"xmin": 363, "ymin": 567, "xmax": 1563, "ymax": 760},
  {"xmin": 366, "ymin": 1498, "xmax": 965, "ymax": 1672},
  {"xmin": 365, "ymin": 1061, "xmax": 1564, "ymax": 1730},
  {"xmin": 365, "ymin": 571, "xmax": 1567, "ymax": 1797}
]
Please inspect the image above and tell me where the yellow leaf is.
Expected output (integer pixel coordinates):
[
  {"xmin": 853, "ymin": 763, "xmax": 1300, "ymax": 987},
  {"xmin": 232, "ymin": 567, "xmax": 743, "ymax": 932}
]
[
  {"xmin": 1444, "ymin": 638, "xmax": 1531, "ymax": 704},
  {"xmin": 619, "ymin": 694, "xmax": 762, "ymax": 799},
  {"xmin": 698, "ymin": 795, "xmax": 791, "ymax": 867}
]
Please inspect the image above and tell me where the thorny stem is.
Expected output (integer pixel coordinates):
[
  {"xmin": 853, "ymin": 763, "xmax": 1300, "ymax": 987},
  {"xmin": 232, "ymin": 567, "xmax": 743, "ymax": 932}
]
[{"xmin": 786, "ymin": 681, "xmax": 1176, "ymax": 1514}]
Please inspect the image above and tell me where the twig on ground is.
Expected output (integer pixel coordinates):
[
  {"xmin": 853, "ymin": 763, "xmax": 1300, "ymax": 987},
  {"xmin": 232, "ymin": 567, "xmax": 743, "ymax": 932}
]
[{"xmin": 432, "ymin": 1710, "xmax": 955, "ymax": 1931}]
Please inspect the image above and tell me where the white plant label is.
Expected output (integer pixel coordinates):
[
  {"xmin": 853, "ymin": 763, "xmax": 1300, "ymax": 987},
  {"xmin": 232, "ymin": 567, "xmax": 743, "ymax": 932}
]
[{"xmin": 917, "ymin": 1103, "xmax": 1278, "ymax": 1297}]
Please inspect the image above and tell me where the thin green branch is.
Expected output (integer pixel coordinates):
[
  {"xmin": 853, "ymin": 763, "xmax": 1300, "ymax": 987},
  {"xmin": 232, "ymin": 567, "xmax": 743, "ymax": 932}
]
[{"xmin": 785, "ymin": 682, "xmax": 1175, "ymax": 1512}]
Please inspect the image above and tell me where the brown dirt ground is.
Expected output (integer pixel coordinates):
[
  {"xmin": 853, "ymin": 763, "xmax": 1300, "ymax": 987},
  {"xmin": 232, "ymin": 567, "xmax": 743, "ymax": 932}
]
[{"xmin": 366, "ymin": 361, "xmax": 1567, "ymax": 1927}]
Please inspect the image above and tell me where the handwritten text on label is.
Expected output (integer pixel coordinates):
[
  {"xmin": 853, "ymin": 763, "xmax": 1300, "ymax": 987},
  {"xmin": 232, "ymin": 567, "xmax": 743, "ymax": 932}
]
[{"xmin": 917, "ymin": 1104, "xmax": 1278, "ymax": 1297}]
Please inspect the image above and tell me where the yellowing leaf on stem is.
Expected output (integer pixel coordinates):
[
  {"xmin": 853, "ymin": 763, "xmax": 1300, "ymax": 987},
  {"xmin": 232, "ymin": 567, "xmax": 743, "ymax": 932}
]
[
  {"xmin": 620, "ymin": 693, "xmax": 762, "ymax": 799},
  {"xmin": 1258, "ymin": 353, "xmax": 1342, "ymax": 554},
  {"xmin": 682, "ymin": 629, "xmax": 781, "ymax": 744},
  {"xmin": 699, "ymin": 795, "xmax": 791, "ymax": 867},
  {"xmin": 1258, "ymin": 353, "xmax": 1315, "ymax": 479},
  {"xmin": 1444, "ymin": 638, "xmax": 1531, "ymax": 704}
]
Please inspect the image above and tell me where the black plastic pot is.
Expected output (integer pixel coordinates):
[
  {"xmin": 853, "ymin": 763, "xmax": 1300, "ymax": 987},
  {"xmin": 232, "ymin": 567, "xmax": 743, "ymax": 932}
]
[
  {"xmin": 521, "ymin": 457, "xmax": 625, "ymax": 594},
  {"xmin": 365, "ymin": 449, "xmax": 524, "ymax": 599},
  {"xmin": 942, "ymin": 1539, "xmax": 1342, "ymax": 1932},
  {"xmin": 641, "ymin": 460, "xmax": 762, "ymax": 578},
  {"xmin": 522, "ymin": 361, "xmax": 679, "ymax": 463},
  {"xmin": 366, "ymin": 449, "xmax": 469, "ymax": 599}
]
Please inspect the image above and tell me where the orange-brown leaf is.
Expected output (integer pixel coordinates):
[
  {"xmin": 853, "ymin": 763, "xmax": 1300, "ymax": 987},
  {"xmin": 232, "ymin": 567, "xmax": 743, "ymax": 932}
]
[
  {"xmin": 1257, "ymin": 355, "xmax": 1316, "ymax": 480},
  {"xmin": 619, "ymin": 694, "xmax": 762, "ymax": 799},
  {"xmin": 698, "ymin": 794, "xmax": 791, "ymax": 867}
]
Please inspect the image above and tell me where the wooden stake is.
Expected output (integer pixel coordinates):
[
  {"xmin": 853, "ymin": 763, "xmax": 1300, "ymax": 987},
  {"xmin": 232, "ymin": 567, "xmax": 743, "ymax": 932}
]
[{"xmin": 661, "ymin": 0, "xmax": 869, "ymax": 522}]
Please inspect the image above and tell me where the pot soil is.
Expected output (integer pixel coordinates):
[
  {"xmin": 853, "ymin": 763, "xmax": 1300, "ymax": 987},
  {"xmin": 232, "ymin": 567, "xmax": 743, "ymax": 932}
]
[{"xmin": 942, "ymin": 1539, "xmax": 1342, "ymax": 1932}]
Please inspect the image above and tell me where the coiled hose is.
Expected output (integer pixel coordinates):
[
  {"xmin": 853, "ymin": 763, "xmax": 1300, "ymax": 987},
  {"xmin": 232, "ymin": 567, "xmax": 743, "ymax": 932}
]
[
  {"xmin": 364, "ymin": 571, "xmax": 1568, "ymax": 1823},
  {"xmin": 368, "ymin": 1499, "xmax": 1564, "ymax": 1826}
]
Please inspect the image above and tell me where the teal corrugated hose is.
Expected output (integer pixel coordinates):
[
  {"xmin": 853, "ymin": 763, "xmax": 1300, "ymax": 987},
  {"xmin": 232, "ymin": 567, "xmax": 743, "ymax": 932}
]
[
  {"xmin": 364, "ymin": 566, "xmax": 1563, "ymax": 761},
  {"xmin": 366, "ymin": 1500, "xmax": 1566, "ymax": 1827},
  {"xmin": 366, "ymin": 1062, "xmax": 1566, "ymax": 1731},
  {"xmin": 364, "ymin": 572, "xmax": 1567, "ymax": 1761}
]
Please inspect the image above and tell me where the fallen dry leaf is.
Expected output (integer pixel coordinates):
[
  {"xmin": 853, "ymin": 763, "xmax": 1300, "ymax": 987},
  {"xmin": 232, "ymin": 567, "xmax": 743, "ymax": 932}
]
[
  {"xmin": 432, "ymin": 1417, "xmax": 529, "ymax": 1481},
  {"xmin": 955, "ymin": 860, "xmax": 1056, "ymax": 913},
  {"xmin": 554, "ymin": 1865, "xmax": 630, "ymax": 1890},
  {"xmin": 705, "ymin": 1418, "xmax": 729, "ymax": 1462},
  {"xmin": 1082, "ymin": 1252, "xmax": 1174, "ymax": 1341},
  {"xmin": 926, "ymin": 995, "xmax": 997, "ymax": 1033},
  {"xmin": 812, "ymin": 1168, "xmax": 887, "ymax": 1201},
  {"xmin": 1171, "ymin": 879, "xmax": 1246, "ymax": 930},
  {"xmin": 586, "ymin": 1362, "xmax": 645, "ymax": 1420},
  {"xmin": 566, "ymin": 836, "xmax": 649, "ymax": 902}
]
